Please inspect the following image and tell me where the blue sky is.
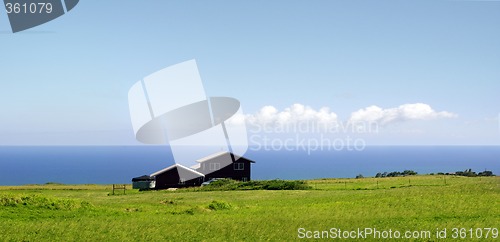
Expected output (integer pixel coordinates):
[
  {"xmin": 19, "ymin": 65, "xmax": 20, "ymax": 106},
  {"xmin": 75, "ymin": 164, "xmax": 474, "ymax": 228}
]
[{"xmin": 0, "ymin": 0, "xmax": 499, "ymax": 145}]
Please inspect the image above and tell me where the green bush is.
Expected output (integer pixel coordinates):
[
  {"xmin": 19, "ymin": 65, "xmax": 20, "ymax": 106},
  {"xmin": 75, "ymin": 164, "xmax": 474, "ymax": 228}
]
[
  {"xmin": 206, "ymin": 179, "xmax": 239, "ymax": 189},
  {"xmin": 261, "ymin": 180, "xmax": 311, "ymax": 190},
  {"xmin": 207, "ymin": 200, "xmax": 232, "ymax": 210},
  {"xmin": 202, "ymin": 179, "xmax": 311, "ymax": 191}
]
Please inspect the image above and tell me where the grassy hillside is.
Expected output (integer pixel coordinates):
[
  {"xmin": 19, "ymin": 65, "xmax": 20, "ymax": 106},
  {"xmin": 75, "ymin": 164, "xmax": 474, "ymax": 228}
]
[{"xmin": 0, "ymin": 176, "xmax": 498, "ymax": 241}]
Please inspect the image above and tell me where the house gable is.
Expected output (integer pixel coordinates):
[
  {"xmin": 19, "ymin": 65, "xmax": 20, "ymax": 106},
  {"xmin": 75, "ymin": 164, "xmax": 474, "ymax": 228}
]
[
  {"xmin": 195, "ymin": 152, "xmax": 255, "ymax": 181},
  {"xmin": 151, "ymin": 164, "xmax": 204, "ymax": 189}
]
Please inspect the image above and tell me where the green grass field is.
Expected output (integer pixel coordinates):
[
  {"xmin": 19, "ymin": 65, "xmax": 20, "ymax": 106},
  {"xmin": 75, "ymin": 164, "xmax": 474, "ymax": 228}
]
[{"xmin": 0, "ymin": 176, "xmax": 498, "ymax": 241}]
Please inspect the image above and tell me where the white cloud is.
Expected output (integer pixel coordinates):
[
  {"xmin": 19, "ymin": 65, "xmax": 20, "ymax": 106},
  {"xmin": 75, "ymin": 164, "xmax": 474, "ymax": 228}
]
[
  {"xmin": 349, "ymin": 103, "xmax": 457, "ymax": 125},
  {"xmin": 235, "ymin": 103, "xmax": 457, "ymax": 128},
  {"xmin": 241, "ymin": 103, "xmax": 338, "ymax": 127}
]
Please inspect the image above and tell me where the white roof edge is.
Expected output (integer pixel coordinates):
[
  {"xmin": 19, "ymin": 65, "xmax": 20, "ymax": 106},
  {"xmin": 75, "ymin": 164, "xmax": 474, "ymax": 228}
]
[
  {"xmin": 177, "ymin": 164, "xmax": 205, "ymax": 177},
  {"xmin": 195, "ymin": 151, "xmax": 252, "ymax": 163},
  {"xmin": 150, "ymin": 164, "xmax": 177, "ymax": 176},
  {"xmin": 196, "ymin": 151, "xmax": 229, "ymax": 163},
  {"xmin": 150, "ymin": 164, "xmax": 205, "ymax": 177}
]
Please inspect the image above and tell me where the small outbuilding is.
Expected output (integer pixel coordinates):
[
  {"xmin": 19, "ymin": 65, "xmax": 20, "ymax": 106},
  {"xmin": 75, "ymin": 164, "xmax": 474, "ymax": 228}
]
[{"xmin": 131, "ymin": 175, "xmax": 155, "ymax": 190}]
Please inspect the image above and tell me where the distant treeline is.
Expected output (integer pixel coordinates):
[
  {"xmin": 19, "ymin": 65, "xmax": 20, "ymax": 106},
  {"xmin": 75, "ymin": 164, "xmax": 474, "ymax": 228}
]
[
  {"xmin": 375, "ymin": 170, "xmax": 418, "ymax": 178},
  {"xmin": 432, "ymin": 169, "xmax": 495, "ymax": 177},
  {"xmin": 371, "ymin": 169, "xmax": 496, "ymax": 178}
]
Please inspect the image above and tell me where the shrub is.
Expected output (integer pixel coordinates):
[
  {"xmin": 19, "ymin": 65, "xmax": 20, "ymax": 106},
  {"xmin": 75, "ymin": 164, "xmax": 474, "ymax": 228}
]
[
  {"xmin": 207, "ymin": 179, "xmax": 239, "ymax": 189},
  {"xmin": 262, "ymin": 180, "xmax": 311, "ymax": 190},
  {"xmin": 202, "ymin": 179, "xmax": 311, "ymax": 191},
  {"xmin": 207, "ymin": 200, "xmax": 232, "ymax": 210},
  {"xmin": 478, "ymin": 170, "xmax": 494, "ymax": 176}
]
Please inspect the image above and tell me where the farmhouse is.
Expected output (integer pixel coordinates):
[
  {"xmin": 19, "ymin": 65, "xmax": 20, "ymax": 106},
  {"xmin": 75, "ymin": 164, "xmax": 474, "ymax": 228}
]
[
  {"xmin": 192, "ymin": 151, "xmax": 255, "ymax": 182},
  {"xmin": 132, "ymin": 151, "xmax": 255, "ymax": 189}
]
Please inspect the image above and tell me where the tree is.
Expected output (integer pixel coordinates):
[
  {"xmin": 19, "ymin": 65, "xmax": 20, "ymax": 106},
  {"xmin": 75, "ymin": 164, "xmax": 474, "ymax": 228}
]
[
  {"xmin": 478, "ymin": 170, "xmax": 494, "ymax": 176},
  {"xmin": 402, "ymin": 170, "xmax": 417, "ymax": 176}
]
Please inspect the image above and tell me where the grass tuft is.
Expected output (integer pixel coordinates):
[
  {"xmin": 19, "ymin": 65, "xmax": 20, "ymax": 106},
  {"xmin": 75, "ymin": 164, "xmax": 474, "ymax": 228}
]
[
  {"xmin": 207, "ymin": 200, "xmax": 232, "ymax": 211},
  {"xmin": 0, "ymin": 194, "xmax": 93, "ymax": 210}
]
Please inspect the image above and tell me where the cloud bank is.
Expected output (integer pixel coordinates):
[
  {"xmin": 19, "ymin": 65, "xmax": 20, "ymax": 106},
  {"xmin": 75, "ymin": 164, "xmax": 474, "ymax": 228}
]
[{"xmin": 239, "ymin": 103, "xmax": 456, "ymax": 127}]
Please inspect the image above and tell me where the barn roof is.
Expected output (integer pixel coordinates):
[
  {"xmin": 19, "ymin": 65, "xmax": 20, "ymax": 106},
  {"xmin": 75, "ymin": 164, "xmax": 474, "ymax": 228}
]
[
  {"xmin": 131, "ymin": 175, "xmax": 154, "ymax": 182},
  {"xmin": 195, "ymin": 151, "xmax": 255, "ymax": 163},
  {"xmin": 150, "ymin": 164, "xmax": 205, "ymax": 177}
]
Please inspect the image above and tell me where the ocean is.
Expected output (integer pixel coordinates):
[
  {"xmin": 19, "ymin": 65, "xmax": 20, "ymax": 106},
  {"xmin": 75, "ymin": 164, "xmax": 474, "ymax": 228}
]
[{"xmin": 0, "ymin": 146, "xmax": 499, "ymax": 185}]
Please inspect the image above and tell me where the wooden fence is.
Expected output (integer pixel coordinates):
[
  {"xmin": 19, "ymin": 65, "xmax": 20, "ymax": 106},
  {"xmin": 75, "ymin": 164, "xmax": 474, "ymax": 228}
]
[{"xmin": 112, "ymin": 184, "xmax": 126, "ymax": 195}]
